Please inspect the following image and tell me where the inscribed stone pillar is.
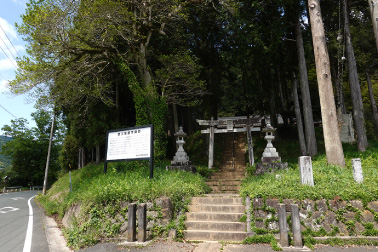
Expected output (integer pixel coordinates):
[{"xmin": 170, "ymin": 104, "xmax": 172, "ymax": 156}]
[
  {"xmin": 127, "ymin": 203, "xmax": 136, "ymax": 242},
  {"xmin": 138, "ymin": 203, "xmax": 147, "ymax": 242},
  {"xmin": 278, "ymin": 204, "xmax": 289, "ymax": 247},
  {"xmin": 291, "ymin": 204, "xmax": 303, "ymax": 248},
  {"xmin": 299, "ymin": 156, "xmax": 314, "ymax": 186},
  {"xmin": 352, "ymin": 158, "xmax": 363, "ymax": 183}
]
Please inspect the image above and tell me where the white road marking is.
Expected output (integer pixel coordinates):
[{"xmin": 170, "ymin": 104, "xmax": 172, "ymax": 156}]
[
  {"xmin": 0, "ymin": 206, "xmax": 20, "ymax": 213},
  {"xmin": 11, "ymin": 197, "xmax": 25, "ymax": 200},
  {"xmin": 23, "ymin": 195, "xmax": 36, "ymax": 252}
]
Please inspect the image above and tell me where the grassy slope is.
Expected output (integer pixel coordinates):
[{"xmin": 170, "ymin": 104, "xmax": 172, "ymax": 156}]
[{"xmin": 241, "ymin": 126, "xmax": 378, "ymax": 203}]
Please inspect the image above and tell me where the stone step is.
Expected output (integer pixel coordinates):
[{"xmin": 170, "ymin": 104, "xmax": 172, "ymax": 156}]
[
  {"xmin": 188, "ymin": 204, "xmax": 245, "ymax": 213},
  {"xmin": 191, "ymin": 196, "xmax": 243, "ymax": 205},
  {"xmin": 211, "ymin": 171, "xmax": 245, "ymax": 177},
  {"xmin": 186, "ymin": 212, "xmax": 244, "ymax": 222},
  {"xmin": 206, "ymin": 180, "xmax": 242, "ymax": 186},
  {"xmin": 208, "ymin": 185, "xmax": 241, "ymax": 192},
  {"xmin": 184, "ymin": 230, "xmax": 247, "ymax": 242},
  {"xmin": 185, "ymin": 221, "xmax": 246, "ymax": 231},
  {"xmin": 209, "ymin": 175, "xmax": 245, "ymax": 181}
]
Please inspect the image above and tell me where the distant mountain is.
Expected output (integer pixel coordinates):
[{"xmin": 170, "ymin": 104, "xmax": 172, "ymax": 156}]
[{"xmin": 0, "ymin": 136, "xmax": 12, "ymax": 170}]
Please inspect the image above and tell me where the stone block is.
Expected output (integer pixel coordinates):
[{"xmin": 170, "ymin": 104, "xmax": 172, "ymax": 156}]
[
  {"xmin": 315, "ymin": 200, "xmax": 327, "ymax": 212},
  {"xmin": 329, "ymin": 200, "xmax": 346, "ymax": 211},
  {"xmin": 355, "ymin": 222, "xmax": 365, "ymax": 234},
  {"xmin": 148, "ymin": 211, "xmax": 159, "ymax": 220},
  {"xmin": 302, "ymin": 200, "xmax": 314, "ymax": 212},
  {"xmin": 146, "ymin": 202, "xmax": 154, "ymax": 210},
  {"xmin": 283, "ymin": 199, "xmax": 295, "ymax": 212},
  {"xmin": 255, "ymin": 220, "xmax": 265, "ymax": 228},
  {"xmin": 343, "ymin": 212, "xmax": 356, "ymax": 220},
  {"xmin": 299, "ymin": 209, "xmax": 308, "ymax": 220},
  {"xmin": 362, "ymin": 210, "xmax": 375, "ymax": 223},
  {"xmin": 253, "ymin": 198, "xmax": 264, "ymax": 208},
  {"xmin": 155, "ymin": 197, "xmax": 172, "ymax": 210},
  {"xmin": 312, "ymin": 211, "xmax": 322, "ymax": 220},
  {"xmin": 324, "ymin": 211, "xmax": 336, "ymax": 225},
  {"xmin": 266, "ymin": 199, "xmax": 279, "ymax": 212},
  {"xmin": 368, "ymin": 201, "xmax": 378, "ymax": 212},
  {"xmin": 336, "ymin": 222, "xmax": 348, "ymax": 235},
  {"xmin": 120, "ymin": 220, "xmax": 128, "ymax": 234},
  {"xmin": 323, "ymin": 223, "xmax": 333, "ymax": 233},
  {"xmin": 350, "ymin": 200, "xmax": 364, "ymax": 210},
  {"xmin": 267, "ymin": 221, "xmax": 279, "ymax": 231},
  {"xmin": 254, "ymin": 209, "xmax": 267, "ymax": 218}
]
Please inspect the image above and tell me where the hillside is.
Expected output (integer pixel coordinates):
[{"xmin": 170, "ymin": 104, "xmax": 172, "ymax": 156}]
[{"xmin": 0, "ymin": 136, "xmax": 12, "ymax": 170}]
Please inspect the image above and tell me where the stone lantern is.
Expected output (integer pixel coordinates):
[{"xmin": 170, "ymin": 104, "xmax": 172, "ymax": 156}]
[
  {"xmin": 261, "ymin": 123, "xmax": 281, "ymax": 164},
  {"xmin": 166, "ymin": 126, "xmax": 196, "ymax": 173},
  {"xmin": 172, "ymin": 126, "xmax": 189, "ymax": 164},
  {"xmin": 255, "ymin": 123, "xmax": 287, "ymax": 175}
]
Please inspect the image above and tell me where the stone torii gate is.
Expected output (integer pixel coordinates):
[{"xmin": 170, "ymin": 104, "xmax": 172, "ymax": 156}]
[{"xmin": 197, "ymin": 117, "xmax": 261, "ymax": 169}]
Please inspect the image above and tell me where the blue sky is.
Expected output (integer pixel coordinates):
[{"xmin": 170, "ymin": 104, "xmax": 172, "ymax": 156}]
[{"xmin": 0, "ymin": 0, "xmax": 36, "ymax": 135}]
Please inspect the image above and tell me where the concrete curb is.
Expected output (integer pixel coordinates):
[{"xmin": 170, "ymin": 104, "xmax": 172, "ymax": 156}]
[{"xmin": 43, "ymin": 214, "xmax": 73, "ymax": 252}]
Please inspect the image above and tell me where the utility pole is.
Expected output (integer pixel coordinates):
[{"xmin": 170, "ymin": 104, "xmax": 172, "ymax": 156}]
[{"xmin": 43, "ymin": 112, "xmax": 55, "ymax": 195}]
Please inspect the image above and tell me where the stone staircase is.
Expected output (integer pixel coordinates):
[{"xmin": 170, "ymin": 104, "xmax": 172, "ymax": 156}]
[
  {"xmin": 184, "ymin": 194, "xmax": 247, "ymax": 241},
  {"xmin": 206, "ymin": 132, "xmax": 246, "ymax": 194},
  {"xmin": 184, "ymin": 133, "xmax": 248, "ymax": 242}
]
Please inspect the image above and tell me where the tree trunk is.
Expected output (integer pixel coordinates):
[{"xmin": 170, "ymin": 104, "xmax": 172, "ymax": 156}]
[
  {"xmin": 343, "ymin": 0, "xmax": 368, "ymax": 152},
  {"xmin": 96, "ymin": 144, "xmax": 100, "ymax": 164},
  {"xmin": 293, "ymin": 73, "xmax": 307, "ymax": 156},
  {"xmin": 368, "ymin": 0, "xmax": 378, "ymax": 54},
  {"xmin": 81, "ymin": 147, "xmax": 85, "ymax": 168},
  {"xmin": 295, "ymin": 19, "xmax": 318, "ymax": 156},
  {"xmin": 172, "ymin": 104, "xmax": 179, "ymax": 133},
  {"xmin": 277, "ymin": 66, "xmax": 289, "ymax": 126},
  {"xmin": 366, "ymin": 69, "xmax": 378, "ymax": 126},
  {"xmin": 137, "ymin": 43, "xmax": 152, "ymax": 87},
  {"xmin": 269, "ymin": 75, "xmax": 278, "ymax": 128},
  {"xmin": 308, "ymin": 0, "xmax": 345, "ymax": 167}
]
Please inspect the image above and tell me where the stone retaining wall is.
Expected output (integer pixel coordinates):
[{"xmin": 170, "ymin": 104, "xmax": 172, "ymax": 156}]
[
  {"xmin": 252, "ymin": 198, "xmax": 378, "ymax": 236},
  {"xmin": 62, "ymin": 197, "xmax": 173, "ymax": 238}
]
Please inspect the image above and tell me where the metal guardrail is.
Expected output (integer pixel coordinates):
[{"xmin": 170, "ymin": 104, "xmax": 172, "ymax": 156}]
[{"xmin": 2, "ymin": 186, "xmax": 22, "ymax": 193}]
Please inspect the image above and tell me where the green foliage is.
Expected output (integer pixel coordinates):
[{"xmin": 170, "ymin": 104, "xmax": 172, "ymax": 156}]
[
  {"xmin": 243, "ymin": 235, "xmax": 282, "ymax": 251},
  {"xmin": 0, "ymin": 136, "xmax": 12, "ymax": 170},
  {"xmin": 0, "ymin": 111, "xmax": 65, "ymax": 186},
  {"xmin": 118, "ymin": 62, "xmax": 168, "ymax": 160}
]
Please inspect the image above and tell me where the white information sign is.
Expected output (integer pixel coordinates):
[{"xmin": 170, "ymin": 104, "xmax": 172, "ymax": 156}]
[{"xmin": 106, "ymin": 126, "xmax": 152, "ymax": 161}]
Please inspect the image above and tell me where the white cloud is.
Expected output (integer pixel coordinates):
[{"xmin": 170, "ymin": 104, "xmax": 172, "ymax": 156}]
[
  {"xmin": 0, "ymin": 17, "xmax": 18, "ymax": 39},
  {"xmin": 0, "ymin": 79, "xmax": 9, "ymax": 93},
  {"xmin": 0, "ymin": 58, "xmax": 17, "ymax": 71}
]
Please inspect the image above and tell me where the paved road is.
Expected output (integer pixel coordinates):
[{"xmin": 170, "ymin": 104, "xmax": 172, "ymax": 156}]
[{"xmin": 0, "ymin": 190, "xmax": 49, "ymax": 252}]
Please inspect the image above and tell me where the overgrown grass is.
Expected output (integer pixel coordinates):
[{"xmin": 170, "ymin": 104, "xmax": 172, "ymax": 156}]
[
  {"xmin": 241, "ymin": 141, "xmax": 378, "ymax": 203},
  {"xmin": 39, "ymin": 160, "xmax": 209, "ymax": 217}
]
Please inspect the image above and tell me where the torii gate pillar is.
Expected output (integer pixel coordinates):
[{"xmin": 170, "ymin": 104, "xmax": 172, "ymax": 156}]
[{"xmin": 208, "ymin": 118, "xmax": 215, "ymax": 169}]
